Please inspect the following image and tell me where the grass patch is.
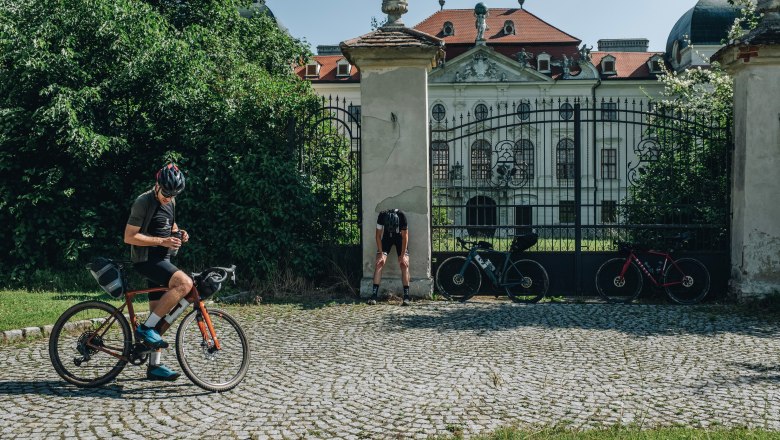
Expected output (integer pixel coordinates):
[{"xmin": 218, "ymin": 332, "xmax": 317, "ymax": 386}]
[
  {"xmin": 0, "ymin": 290, "xmax": 146, "ymax": 332},
  {"xmin": 437, "ymin": 426, "xmax": 780, "ymax": 440}
]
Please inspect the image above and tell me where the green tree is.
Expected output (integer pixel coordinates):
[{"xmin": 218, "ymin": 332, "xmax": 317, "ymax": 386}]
[{"xmin": 0, "ymin": 0, "xmax": 338, "ymax": 286}]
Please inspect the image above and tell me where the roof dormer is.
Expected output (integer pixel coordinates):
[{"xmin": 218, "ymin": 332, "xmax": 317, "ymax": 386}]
[
  {"xmin": 336, "ymin": 59, "xmax": 352, "ymax": 77},
  {"xmin": 601, "ymin": 55, "xmax": 617, "ymax": 75},
  {"xmin": 647, "ymin": 54, "xmax": 663, "ymax": 74},
  {"xmin": 305, "ymin": 61, "xmax": 321, "ymax": 78},
  {"xmin": 442, "ymin": 21, "xmax": 455, "ymax": 37},
  {"xmin": 503, "ymin": 20, "xmax": 516, "ymax": 36},
  {"xmin": 537, "ymin": 52, "xmax": 551, "ymax": 73}
]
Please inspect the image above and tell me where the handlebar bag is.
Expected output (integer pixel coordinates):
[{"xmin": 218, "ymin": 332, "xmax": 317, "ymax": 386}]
[{"xmin": 195, "ymin": 274, "xmax": 223, "ymax": 299}]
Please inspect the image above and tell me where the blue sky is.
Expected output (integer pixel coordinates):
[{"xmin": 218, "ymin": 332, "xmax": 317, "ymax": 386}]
[{"xmin": 267, "ymin": 0, "xmax": 699, "ymax": 53}]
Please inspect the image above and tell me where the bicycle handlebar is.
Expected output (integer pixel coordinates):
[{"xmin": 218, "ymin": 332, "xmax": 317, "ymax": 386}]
[{"xmin": 192, "ymin": 265, "xmax": 237, "ymax": 284}]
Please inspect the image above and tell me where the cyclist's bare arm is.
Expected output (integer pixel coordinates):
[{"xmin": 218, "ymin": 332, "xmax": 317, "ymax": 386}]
[
  {"xmin": 124, "ymin": 224, "xmax": 180, "ymax": 248},
  {"xmin": 375, "ymin": 227, "xmax": 383, "ymax": 254},
  {"xmin": 400, "ymin": 230, "xmax": 409, "ymax": 257}
]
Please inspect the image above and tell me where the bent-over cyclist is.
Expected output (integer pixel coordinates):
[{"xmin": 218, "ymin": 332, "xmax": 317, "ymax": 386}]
[
  {"xmin": 368, "ymin": 209, "xmax": 411, "ymax": 306},
  {"xmin": 123, "ymin": 163, "xmax": 190, "ymax": 381}
]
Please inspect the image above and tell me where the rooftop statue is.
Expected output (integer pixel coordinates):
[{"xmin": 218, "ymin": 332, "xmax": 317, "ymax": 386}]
[{"xmin": 474, "ymin": 3, "xmax": 489, "ymax": 42}]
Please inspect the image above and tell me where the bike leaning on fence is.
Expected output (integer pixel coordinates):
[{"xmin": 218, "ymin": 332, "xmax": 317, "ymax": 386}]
[
  {"xmin": 594, "ymin": 234, "xmax": 711, "ymax": 305},
  {"xmin": 49, "ymin": 260, "xmax": 249, "ymax": 392},
  {"xmin": 435, "ymin": 232, "xmax": 549, "ymax": 303}
]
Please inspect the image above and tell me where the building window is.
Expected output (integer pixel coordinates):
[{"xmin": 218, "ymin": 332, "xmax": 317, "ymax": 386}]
[
  {"xmin": 474, "ymin": 103, "xmax": 489, "ymax": 121},
  {"xmin": 305, "ymin": 63, "xmax": 320, "ymax": 78},
  {"xmin": 348, "ymin": 105, "xmax": 361, "ymax": 123},
  {"xmin": 336, "ymin": 61, "xmax": 351, "ymax": 77},
  {"xmin": 513, "ymin": 139, "xmax": 534, "ymax": 179},
  {"xmin": 432, "ymin": 103, "xmax": 446, "ymax": 122},
  {"xmin": 516, "ymin": 101, "xmax": 531, "ymax": 121},
  {"xmin": 432, "ymin": 141, "xmax": 449, "ymax": 181},
  {"xmin": 602, "ymin": 200, "xmax": 617, "ymax": 223},
  {"xmin": 559, "ymin": 201, "xmax": 576, "ymax": 224},
  {"xmin": 537, "ymin": 53, "xmax": 551, "ymax": 72},
  {"xmin": 602, "ymin": 148, "xmax": 617, "ymax": 179},
  {"xmin": 556, "ymin": 138, "xmax": 575, "ymax": 180},
  {"xmin": 471, "ymin": 140, "xmax": 492, "ymax": 182},
  {"xmin": 601, "ymin": 102, "xmax": 618, "ymax": 121},
  {"xmin": 648, "ymin": 56, "xmax": 663, "ymax": 73},
  {"xmin": 442, "ymin": 21, "xmax": 455, "ymax": 36},
  {"xmin": 601, "ymin": 56, "xmax": 616, "ymax": 74},
  {"xmin": 503, "ymin": 20, "xmax": 515, "ymax": 35},
  {"xmin": 467, "ymin": 196, "xmax": 497, "ymax": 238},
  {"xmin": 559, "ymin": 102, "xmax": 574, "ymax": 120}
]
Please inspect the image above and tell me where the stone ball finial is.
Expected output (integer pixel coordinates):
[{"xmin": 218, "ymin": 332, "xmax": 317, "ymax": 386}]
[
  {"xmin": 474, "ymin": 2, "xmax": 488, "ymax": 15},
  {"xmin": 382, "ymin": 0, "xmax": 409, "ymax": 27}
]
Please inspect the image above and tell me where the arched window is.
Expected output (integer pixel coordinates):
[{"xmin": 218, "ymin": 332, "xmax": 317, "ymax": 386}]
[
  {"xmin": 514, "ymin": 139, "xmax": 534, "ymax": 180},
  {"xmin": 470, "ymin": 140, "xmax": 492, "ymax": 182},
  {"xmin": 556, "ymin": 138, "xmax": 575, "ymax": 180},
  {"xmin": 442, "ymin": 21, "xmax": 455, "ymax": 36},
  {"xmin": 503, "ymin": 20, "xmax": 515, "ymax": 35},
  {"xmin": 466, "ymin": 196, "xmax": 497, "ymax": 238},
  {"xmin": 431, "ymin": 141, "xmax": 449, "ymax": 181}
]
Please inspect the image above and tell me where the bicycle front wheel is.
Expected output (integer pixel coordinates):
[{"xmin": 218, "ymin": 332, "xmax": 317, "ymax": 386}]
[
  {"xmin": 664, "ymin": 258, "xmax": 710, "ymax": 305},
  {"xmin": 502, "ymin": 259, "xmax": 549, "ymax": 303},
  {"xmin": 176, "ymin": 308, "xmax": 249, "ymax": 392},
  {"xmin": 49, "ymin": 301, "xmax": 131, "ymax": 388},
  {"xmin": 435, "ymin": 256, "xmax": 481, "ymax": 302},
  {"xmin": 595, "ymin": 258, "xmax": 643, "ymax": 304}
]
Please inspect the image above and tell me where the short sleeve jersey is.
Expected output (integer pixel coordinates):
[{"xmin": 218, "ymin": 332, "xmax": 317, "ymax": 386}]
[{"xmin": 376, "ymin": 209, "xmax": 408, "ymax": 238}]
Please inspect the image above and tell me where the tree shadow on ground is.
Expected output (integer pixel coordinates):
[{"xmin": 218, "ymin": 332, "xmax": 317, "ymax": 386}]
[
  {"xmin": 0, "ymin": 379, "xmax": 210, "ymax": 399},
  {"xmin": 382, "ymin": 302, "xmax": 780, "ymax": 338}
]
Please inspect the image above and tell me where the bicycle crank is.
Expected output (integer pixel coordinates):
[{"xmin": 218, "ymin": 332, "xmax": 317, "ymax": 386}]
[{"xmin": 129, "ymin": 343, "xmax": 151, "ymax": 366}]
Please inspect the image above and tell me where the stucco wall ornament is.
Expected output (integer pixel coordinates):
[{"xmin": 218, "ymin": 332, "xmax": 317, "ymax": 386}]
[
  {"xmin": 463, "ymin": 52, "xmax": 500, "ymax": 81},
  {"xmin": 381, "ymin": 0, "xmax": 409, "ymax": 27}
]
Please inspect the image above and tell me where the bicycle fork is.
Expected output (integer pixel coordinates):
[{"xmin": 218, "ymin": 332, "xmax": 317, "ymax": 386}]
[{"xmin": 195, "ymin": 303, "xmax": 222, "ymax": 354}]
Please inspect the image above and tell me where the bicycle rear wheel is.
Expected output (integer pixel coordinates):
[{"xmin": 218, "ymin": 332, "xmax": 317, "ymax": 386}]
[
  {"xmin": 435, "ymin": 256, "xmax": 481, "ymax": 302},
  {"xmin": 595, "ymin": 258, "xmax": 643, "ymax": 303},
  {"xmin": 664, "ymin": 258, "xmax": 710, "ymax": 305},
  {"xmin": 502, "ymin": 259, "xmax": 549, "ymax": 303},
  {"xmin": 49, "ymin": 301, "xmax": 131, "ymax": 387},
  {"xmin": 176, "ymin": 308, "xmax": 249, "ymax": 392}
]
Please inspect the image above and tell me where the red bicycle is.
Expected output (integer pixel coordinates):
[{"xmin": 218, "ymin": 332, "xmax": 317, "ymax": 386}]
[
  {"xmin": 49, "ymin": 262, "xmax": 249, "ymax": 392},
  {"xmin": 595, "ymin": 234, "xmax": 711, "ymax": 304}
]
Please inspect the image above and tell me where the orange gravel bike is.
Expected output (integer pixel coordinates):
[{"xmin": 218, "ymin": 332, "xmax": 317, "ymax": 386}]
[{"xmin": 49, "ymin": 261, "xmax": 249, "ymax": 392}]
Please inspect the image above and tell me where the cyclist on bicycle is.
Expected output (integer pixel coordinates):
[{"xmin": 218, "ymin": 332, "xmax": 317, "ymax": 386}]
[
  {"xmin": 368, "ymin": 208, "xmax": 411, "ymax": 306},
  {"xmin": 123, "ymin": 163, "xmax": 191, "ymax": 381}
]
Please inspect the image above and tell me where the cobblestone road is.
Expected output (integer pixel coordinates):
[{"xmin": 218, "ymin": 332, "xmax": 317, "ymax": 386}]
[{"xmin": 1, "ymin": 301, "xmax": 780, "ymax": 439}]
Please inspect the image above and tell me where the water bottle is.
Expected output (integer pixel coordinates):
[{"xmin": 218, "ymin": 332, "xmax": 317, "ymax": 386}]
[
  {"xmin": 169, "ymin": 230, "xmax": 183, "ymax": 257},
  {"xmin": 655, "ymin": 261, "xmax": 665, "ymax": 275},
  {"xmin": 474, "ymin": 254, "xmax": 489, "ymax": 269},
  {"xmin": 484, "ymin": 259, "xmax": 497, "ymax": 275}
]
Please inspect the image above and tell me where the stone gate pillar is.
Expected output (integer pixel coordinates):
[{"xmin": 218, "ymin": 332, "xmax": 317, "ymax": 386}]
[
  {"xmin": 340, "ymin": 1, "xmax": 444, "ymax": 298},
  {"xmin": 713, "ymin": 0, "xmax": 780, "ymax": 299}
]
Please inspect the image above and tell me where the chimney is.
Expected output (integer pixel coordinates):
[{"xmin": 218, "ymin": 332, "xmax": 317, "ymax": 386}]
[{"xmin": 597, "ymin": 39, "xmax": 649, "ymax": 52}]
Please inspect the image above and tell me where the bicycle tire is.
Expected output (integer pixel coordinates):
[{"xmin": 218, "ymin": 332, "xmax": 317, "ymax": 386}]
[
  {"xmin": 664, "ymin": 257, "xmax": 710, "ymax": 305},
  {"xmin": 595, "ymin": 258, "xmax": 643, "ymax": 304},
  {"xmin": 502, "ymin": 259, "xmax": 549, "ymax": 303},
  {"xmin": 49, "ymin": 301, "xmax": 131, "ymax": 388},
  {"xmin": 435, "ymin": 256, "xmax": 481, "ymax": 302},
  {"xmin": 176, "ymin": 308, "xmax": 249, "ymax": 392}
]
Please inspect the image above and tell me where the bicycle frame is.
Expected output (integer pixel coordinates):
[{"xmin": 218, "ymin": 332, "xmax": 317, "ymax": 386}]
[
  {"xmin": 461, "ymin": 246, "xmax": 514, "ymax": 288},
  {"xmin": 621, "ymin": 249, "xmax": 688, "ymax": 289},
  {"xmin": 83, "ymin": 285, "xmax": 221, "ymax": 363}
]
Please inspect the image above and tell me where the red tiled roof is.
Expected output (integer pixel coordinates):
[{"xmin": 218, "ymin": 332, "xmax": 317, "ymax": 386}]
[
  {"xmin": 591, "ymin": 51, "xmax": 665, "ymax": 79},
  {"xmin": 413, "ymin": 8, "xmax": 580, "ymax": 45},
  {"xmin": 294, "ymin": 55, "xmax": 360, "ymax": 82}
]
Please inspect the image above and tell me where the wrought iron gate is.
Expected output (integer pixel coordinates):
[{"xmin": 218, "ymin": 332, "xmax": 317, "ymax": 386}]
[
  {"xmin": 295, "ymin": 96, "xmax": 362, "ymax": 280},
  {"xmin": 430, "ymin": 98, "xmax": 731, "ymax": 297}
]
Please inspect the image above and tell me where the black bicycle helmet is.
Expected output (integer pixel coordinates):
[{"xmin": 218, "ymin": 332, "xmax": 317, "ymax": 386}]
[
  {"xmin": 156, "ymin": 163, "xmax": 185, "ymax": 197},
  {"xmin": 383, "ymin": 209, "xmax": 400, "ymax": 233}
]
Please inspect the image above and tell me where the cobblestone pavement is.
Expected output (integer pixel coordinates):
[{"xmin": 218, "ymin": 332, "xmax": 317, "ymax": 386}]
[{"xmin": 1, "ymin": 300, "xmax": 780, "ymax": 439}]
